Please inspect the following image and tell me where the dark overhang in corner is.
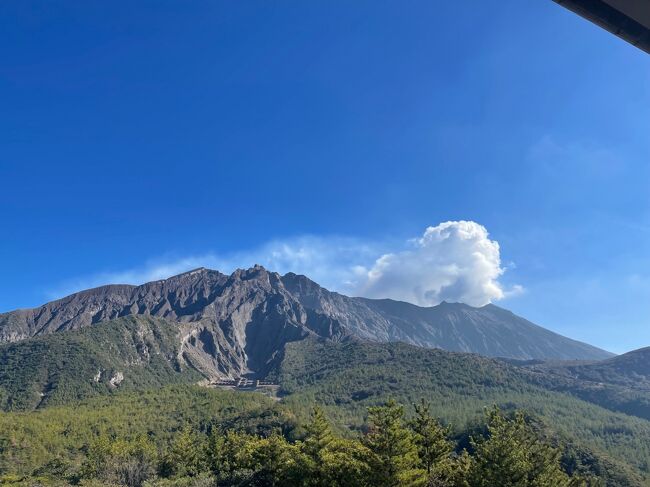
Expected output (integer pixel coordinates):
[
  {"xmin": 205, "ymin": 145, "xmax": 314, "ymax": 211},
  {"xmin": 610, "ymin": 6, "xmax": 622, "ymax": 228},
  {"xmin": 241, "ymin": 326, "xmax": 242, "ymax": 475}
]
[{"xmin": 553, "ymin": 0, "xmax": 650, "ymax": 54}]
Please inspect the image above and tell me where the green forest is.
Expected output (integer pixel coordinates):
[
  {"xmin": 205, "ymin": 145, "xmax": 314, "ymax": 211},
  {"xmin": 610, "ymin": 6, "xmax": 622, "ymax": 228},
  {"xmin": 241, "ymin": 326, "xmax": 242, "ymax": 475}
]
[
  {"xmin": 0, "ymin": 384, "xmax": 646, "ymax": 486},
  {"xmin": 0, "ymin": 385, "xmax": 624, "ymax": 487}
]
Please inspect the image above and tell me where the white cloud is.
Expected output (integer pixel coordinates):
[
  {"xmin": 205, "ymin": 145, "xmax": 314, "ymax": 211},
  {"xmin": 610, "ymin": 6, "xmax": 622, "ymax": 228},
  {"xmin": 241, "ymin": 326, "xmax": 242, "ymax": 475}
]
[
  {"xmin": 47, "ymin": 221, "xmax": 521, "ymax": 307},
  {"xmin": 355, "ymin": 221, "xmax": 519, "ymax": 306}
]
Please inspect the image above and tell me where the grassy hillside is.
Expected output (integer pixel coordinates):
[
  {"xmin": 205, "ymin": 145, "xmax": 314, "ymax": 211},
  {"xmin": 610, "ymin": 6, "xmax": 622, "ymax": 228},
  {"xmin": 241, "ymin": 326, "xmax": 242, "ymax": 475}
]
[
  {"xmin": 275, "ymin": 338, "xmax": 650, "ymax": 480},
  {"xmin": 0, "ymin": 316, "xmax": 201, "ymax": 410}
]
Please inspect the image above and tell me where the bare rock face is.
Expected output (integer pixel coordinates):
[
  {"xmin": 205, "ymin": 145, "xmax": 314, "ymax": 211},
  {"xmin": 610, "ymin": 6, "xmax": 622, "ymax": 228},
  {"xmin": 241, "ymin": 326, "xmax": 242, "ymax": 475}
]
[{"xmin": 0, "ymin": 266, "xmax": 612, "ymax": 378}]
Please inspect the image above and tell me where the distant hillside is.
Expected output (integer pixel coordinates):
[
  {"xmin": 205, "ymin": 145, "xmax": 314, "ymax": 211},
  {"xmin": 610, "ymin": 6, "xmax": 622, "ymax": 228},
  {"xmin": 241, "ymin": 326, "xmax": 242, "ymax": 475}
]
[
  {"xmin": 0, "ymin": 267, "xmax": 612, "ymax": 372},
  {"xmin": 554, "ymin": 347, "xmax": 650, "ymax": 386},
  {"xmin": 523, "ymin": 347, "xmax": 650, "ymax": 421}
]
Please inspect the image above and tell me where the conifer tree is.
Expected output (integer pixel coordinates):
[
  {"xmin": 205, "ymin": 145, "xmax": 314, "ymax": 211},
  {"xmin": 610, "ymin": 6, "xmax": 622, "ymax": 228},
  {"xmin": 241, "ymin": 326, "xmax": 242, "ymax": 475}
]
[
  {"xmin": 363, "ymin": 399, "xmax": 426, "ymax": 487},
  {"xmin": 302, "ymin": 406, "xmax": 335, "ymax": 485},
  {"xmin": 303, "ymin": 407, "xmax": 371, "ymax": 487},
  {"xmin": 469, "ymin": 407, "xmax": 571, "ymax": 487},
  {"xmin": 410, "ymin": 399, "xmax": 454, "ymax": 475},
  {"xmin": 303, "ymin": 406, "xmax": 335, "ymax": 460}
]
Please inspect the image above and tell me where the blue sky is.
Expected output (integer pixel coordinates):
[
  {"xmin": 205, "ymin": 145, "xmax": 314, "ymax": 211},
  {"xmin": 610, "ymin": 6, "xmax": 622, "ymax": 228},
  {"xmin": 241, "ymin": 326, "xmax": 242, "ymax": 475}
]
[{"xmin": 1, "ymin": 1, "xmax": 649, "ymax": 353}]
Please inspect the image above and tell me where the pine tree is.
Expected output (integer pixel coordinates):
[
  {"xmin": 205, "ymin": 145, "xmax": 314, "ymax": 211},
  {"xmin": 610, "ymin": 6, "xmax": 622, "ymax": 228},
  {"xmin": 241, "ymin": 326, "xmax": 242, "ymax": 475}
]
[
  {"xmin": 363, "ymin": 399, "xmax": 426, "ymax": 487},
  {"xmin": 302, "ymin": 406, "xmax": 335, "ymax": 486},
  {"xmin": 206, "ymin": 428, "xmax": 224, "ymax": 476},
  {"xmin": 410, "ymin": 399, "xmax": 454, "ymax": 475},
  {"xmin": 469, "ymin": 407, "xmax": 571, "ymax": 487},
  {"xmin": 80, "ymin": 433, "xmax": 112, "ymax": 479},
  {"xmin": 303, "ymin": 406, "xmax": 335, "ymax": 460},
  {"xmin": 303, "ymin": 407, "xmax": 372, "ymax": 487}
]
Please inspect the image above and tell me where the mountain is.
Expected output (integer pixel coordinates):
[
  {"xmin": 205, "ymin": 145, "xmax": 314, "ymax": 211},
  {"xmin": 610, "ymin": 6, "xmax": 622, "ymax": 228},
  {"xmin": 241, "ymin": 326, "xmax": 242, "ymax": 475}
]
[
  {"xmin": 0, "ymin": 266, "xmax": 611, "ymax": 381},
  {"xmin": 0, "ymin": 267, "xmax": 349, "ymax": 380},
  {"xmin": 0, "ymin": 268, "xmax": 645, "ymax": 481}
]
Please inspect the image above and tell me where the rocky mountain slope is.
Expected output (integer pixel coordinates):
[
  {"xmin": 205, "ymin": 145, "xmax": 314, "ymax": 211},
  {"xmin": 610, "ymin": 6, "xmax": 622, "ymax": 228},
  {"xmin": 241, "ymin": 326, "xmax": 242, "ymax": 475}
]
[
  {"xmin": 282, "ymin": 271, "xmax": 611, "ymax": 360},
  {"xmin": 0, "ymin": 267, "xmax": 349, "ymax": 379},
  {"xmin": 0, "ymin": 266, "xmax": 612, "ymax": 381}
]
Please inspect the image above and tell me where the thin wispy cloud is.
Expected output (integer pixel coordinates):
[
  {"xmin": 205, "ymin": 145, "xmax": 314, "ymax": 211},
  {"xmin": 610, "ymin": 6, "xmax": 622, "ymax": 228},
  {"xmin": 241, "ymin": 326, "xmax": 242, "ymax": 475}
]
[
  {"xmin": 47, "ymin": 221, "xmax": 522, "ymax": 307},
  {"xmin": 46, "ymin": 236, "xmax": 379, "ymax": 300}
]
